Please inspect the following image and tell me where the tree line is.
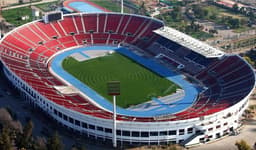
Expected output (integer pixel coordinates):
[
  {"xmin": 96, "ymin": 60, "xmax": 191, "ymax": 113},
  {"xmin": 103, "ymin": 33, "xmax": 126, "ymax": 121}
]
[{"xmin": 0, "ymin": 107, "xmax": 85, "ymax": 150}]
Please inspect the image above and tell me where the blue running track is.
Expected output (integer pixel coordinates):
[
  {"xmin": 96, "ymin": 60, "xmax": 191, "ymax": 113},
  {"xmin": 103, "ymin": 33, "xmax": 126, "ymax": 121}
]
[
  {"xmin": 51, "ymin": 46, "xmax": 199, "ymax": 117},
  {"xmin": 68, "ymin": 2, "xmax": 104, "ymax": 13}
]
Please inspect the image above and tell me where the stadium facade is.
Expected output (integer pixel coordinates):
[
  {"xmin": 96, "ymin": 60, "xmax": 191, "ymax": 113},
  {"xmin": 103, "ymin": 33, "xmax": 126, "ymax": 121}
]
[{"xmin": 0, "ymin": 13, "xmax": 255, "ymax": 146}]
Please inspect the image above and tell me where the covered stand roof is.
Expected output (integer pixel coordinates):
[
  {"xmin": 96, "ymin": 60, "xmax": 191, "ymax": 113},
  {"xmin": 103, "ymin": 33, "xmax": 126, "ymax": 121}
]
[{"xmin": 154, "ymin": 26, "xmax": 225, "ymax": 58}]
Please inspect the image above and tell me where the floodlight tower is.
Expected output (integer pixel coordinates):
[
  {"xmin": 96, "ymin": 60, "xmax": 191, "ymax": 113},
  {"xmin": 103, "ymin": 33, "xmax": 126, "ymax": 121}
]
[
  {"xmin": 0, "ymin": 1, "xmax": 2, "ymax": 16},
  {"xmin": 107, "ymin": 81, "xmax": 120, "ymax": 148},
  {"xmin": 0, "ymin": 2, "xmax": 2, "ymax": 39},
  {"xmin": 121, "ymin": 0, "xmax": 124, "ymax": 14}
]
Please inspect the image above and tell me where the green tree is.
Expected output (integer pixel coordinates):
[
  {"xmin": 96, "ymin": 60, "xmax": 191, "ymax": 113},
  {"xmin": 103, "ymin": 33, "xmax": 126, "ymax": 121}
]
[
  {"xmin": 209, "ymin": 29, "xmax": 218, "ymax": 34},
  {"xmin": 209, "ymin": 12, "xmax": 217, "ymax": 20},
  {"xmin": 227, "ymin": 17, "xmax": 240, "ymax": 29},
  {"xmin": 192, "ymin": 5, "xmax": 208, "ymax": 19},
  {"xmin": 136, "ymin": 1, "xmax": 147, "ymax": 16},
  {"xmin": 23, "ymin": 120, "xmax": 33, "ymax": 142},
  {"xmin": 249, "ymin": 11, "xmax": 255, "ymax": 22},
  {"xmin": 19, "ymin": 0, "xmax": 24, "ymax": 4},
  {"xmin": 244, "ymin": 56, "xmax": 255, "ymax": 66},
  {"xmin": 0, "ymin": 127, "xmax": 12, "ymax": 150},
  {"xmin": 232, "ymin": 3, "xmax": 239, "ymax": 12},
  {"xmin": 47, "ymin": 132, "xmax": 63, "ymax": 150},
  {"xmin": 16, "ymin": 120, "xmax": 34, "ymax": 149},
  {"xmin": 171, "ymin": 6, "xmax": 182, "ymax": 21},
  {"xmin": 235, "ymin": 140, "xmax": 251, "ymax": 150},
  {"xmin": 32, "ymin": 137, "xmax": 47, "ymax": 150},
  {"xmin": 240, "ymin": 7, "xmax": 247, "ymax": 14}
]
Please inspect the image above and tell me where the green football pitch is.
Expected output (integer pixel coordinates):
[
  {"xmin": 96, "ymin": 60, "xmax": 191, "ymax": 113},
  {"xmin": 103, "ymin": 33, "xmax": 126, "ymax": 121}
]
[{"xmin": 62, "ymin": 52, "xmax": 180, "ymax": 108}]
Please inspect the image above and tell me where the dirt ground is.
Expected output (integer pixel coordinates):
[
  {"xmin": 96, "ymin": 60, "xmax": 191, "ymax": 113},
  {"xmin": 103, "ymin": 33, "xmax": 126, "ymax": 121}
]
[{"xmin": 130, "ymin": 0, "xmax": 159, "ymax": 11}]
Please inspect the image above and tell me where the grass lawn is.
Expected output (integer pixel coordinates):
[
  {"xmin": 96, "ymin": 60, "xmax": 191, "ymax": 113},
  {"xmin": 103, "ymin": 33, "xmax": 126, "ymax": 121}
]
[
  {"xmin": 88, "ymin": 0, "xmax": 131, "ymax": 13},
  {"xmin": 189, "ymin": 31, "xmax": 214, "ymax": 40},
  {"xmin": 205, "ymin": 5, "xmax": 246, "ymax": 19},
  {"xmin": 62, "ymin": 52, "xmax": 179, "ymax": 108},
  {"xmin": 2, "ymin": 7, "xmax": 33, "ymax": 27},
  {"xmin": 35, "ymin": 1, "xmax": 58, "ymax": 12},
  {"xmin": 204, "ymin": 5, "xmax": 248, "ymax": 29},
  {"xmin": 220, "ymin": 12, "xmax": 245, "ymax": 19},
  {"xmin": 233, "ymin": 27, "xmax": 256, "ymax": 33},
  {"xmin": 157, "ymin": 14, "xmax": 213, "ymax": 41}
]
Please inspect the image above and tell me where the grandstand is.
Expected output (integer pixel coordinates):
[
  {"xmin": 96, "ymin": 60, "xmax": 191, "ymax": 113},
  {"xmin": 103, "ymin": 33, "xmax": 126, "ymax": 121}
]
[{"xmin": 0, "ymin": 12, "xmax": 255, "ymax": 147}]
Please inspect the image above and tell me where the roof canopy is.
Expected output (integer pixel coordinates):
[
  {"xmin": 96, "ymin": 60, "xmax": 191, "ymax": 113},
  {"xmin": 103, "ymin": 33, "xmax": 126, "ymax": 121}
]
[{"xmin": 154, "ymin": 26, "xmax": 225, "ymax": 58}]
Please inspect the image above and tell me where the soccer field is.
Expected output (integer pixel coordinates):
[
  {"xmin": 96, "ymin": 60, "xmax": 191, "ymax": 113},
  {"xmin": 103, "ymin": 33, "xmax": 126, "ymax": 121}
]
[{"xmin": 62, "ymin": 52, "xmax": 180, "ymax": 108}]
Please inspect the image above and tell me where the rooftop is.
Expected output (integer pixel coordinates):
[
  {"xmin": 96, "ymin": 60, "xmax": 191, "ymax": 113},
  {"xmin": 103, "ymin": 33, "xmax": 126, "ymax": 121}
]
[{"xmin": 154, "ymin": 26, "xmax": 225, "ymax": 58}]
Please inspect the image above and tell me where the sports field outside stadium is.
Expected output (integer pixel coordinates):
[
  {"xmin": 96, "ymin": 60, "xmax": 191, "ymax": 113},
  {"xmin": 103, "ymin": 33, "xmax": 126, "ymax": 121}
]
[{"xmin": 62, "ymin": 52, "xmax": 180, "ymax": 108}]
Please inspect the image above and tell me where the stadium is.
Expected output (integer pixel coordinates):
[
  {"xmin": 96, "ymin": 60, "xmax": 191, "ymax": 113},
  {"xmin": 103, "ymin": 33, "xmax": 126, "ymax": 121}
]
[{"xmin": 0, "ymin": 10, "xmax": 255, "ymax": 147}]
